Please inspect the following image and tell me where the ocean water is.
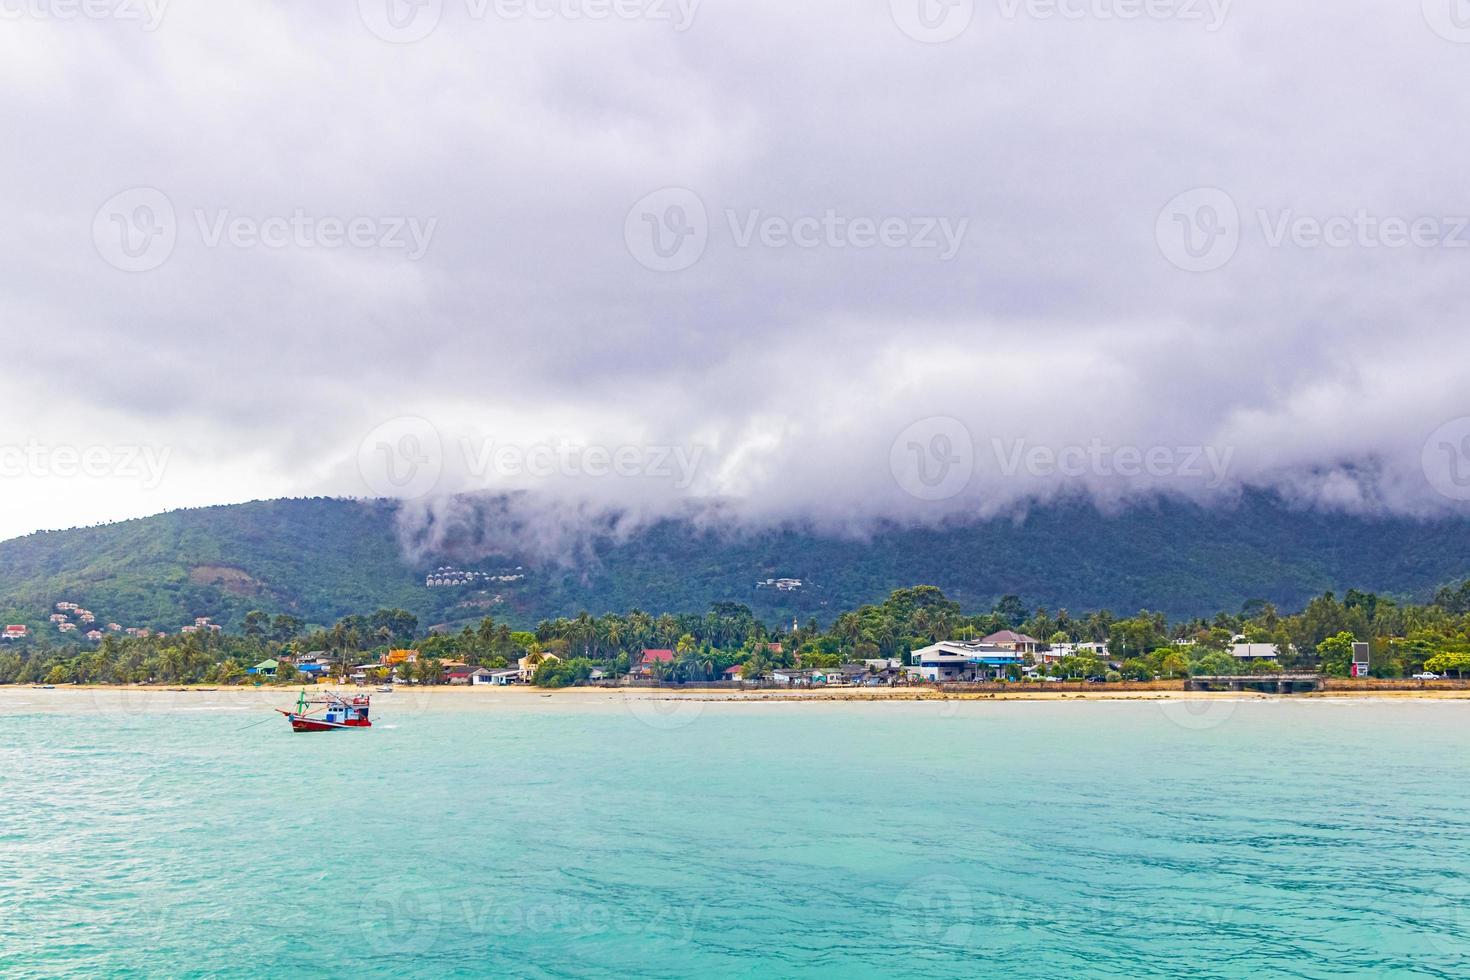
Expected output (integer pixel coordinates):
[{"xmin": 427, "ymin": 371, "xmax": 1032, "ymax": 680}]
[{"xmin": 2, "ymin": 690, "xmax": 1469, "ymax": 978}]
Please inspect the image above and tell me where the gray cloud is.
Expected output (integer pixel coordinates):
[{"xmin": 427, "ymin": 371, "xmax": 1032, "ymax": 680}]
[{"xmin": 3, "ymin": 0, "xmax": 1470, "ymax": 545}]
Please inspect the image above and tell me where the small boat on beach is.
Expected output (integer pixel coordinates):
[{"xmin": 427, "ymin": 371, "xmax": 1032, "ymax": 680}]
[{"xmin": 277, "ymin": 690, "xmax": 372, "ymax": 733}]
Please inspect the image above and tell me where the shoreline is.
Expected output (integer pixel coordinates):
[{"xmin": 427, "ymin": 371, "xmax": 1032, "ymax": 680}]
[{"xmin": 3, "ymin": 683, "xmax": 1469, "ymax": 703}]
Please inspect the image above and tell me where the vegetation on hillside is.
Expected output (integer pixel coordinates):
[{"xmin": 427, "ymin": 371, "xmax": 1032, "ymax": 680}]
[
  {"xmin": 7, "ymin": 581, "xmax": 1470, "ymax": 686},
  {"xmin": 6, "ymin": 493, "xmax": 1470, "ymax": 639}
]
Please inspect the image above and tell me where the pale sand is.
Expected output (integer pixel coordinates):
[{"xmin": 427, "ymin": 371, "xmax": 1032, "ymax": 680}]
[{"xmin": 2, "ymin": 683, "xmax": 1469, "ymax": 715}]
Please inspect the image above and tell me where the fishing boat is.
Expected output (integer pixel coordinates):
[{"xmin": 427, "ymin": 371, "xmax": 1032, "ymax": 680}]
[{"xmin": 277, "ymin": 690, "xmax": 372, "ymax": 733}]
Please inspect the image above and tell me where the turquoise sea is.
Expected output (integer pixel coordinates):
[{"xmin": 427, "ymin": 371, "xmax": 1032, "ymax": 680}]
[{"xmin": 2, "ymin": 690, "xmax": 1469, "ymax": 978}]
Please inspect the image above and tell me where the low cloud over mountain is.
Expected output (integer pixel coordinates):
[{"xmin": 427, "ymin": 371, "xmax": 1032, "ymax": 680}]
[{"xmin": 5, "ymin": 1, "xmax": 1470, "ymax": 543}]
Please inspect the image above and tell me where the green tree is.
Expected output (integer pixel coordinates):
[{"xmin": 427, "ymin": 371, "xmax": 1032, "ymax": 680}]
[{"xmin": 1317, "ymin": 632, "xmax": 1358, "ymax": 677}]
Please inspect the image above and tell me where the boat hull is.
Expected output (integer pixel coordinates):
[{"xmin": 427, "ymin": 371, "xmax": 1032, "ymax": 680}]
[{"xmin": 278, "ymin": 711, "xmax": 371, "ymax": 733}]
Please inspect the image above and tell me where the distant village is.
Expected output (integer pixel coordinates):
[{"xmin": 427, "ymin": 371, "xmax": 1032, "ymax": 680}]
[
  {"xmin": 9, "ymin": 580, "xmax": 1459, "ymax": 690},
  {"xmin": 235, "ymin": 628, "xmax": 1296, "ymax": 691},
  {"xmin": 423, "ymin": 566, "xmax": 526, "ymax": 588},
  {"xmin": 0, "ymin": 601, "xmax": 226, "ymax": 647}
]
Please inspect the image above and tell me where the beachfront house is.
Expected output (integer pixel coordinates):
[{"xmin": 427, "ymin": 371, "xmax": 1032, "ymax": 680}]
[
  {"xmin": 249, "ymin": 659, "xmax": 278, "ymax": 678},
  {"xmin": 772, "ymin": 668, "xmax": 817, "ymax": 687},
  {"xmin": 518, "ymin": 651, "xmax": 561, "ymax": 683},
  {"xmin": 813, "ymin": 664, "xmax": 870, "ymax": 687},
  {"xmin": 980, "ymin": 630, "xmax": 1042, "ymax": 656},
  {"xmin": 631, "ymin": 648, "xmax": 676, "ymax": 679},
  {"xmin": 447, "ymin": 667, "xmax": 494, "ymax": 686},
  {"xmin": 485, "ymin": 668, "xmax": 520, "ymax": 686},
  {"xmin": 723, "ymin": 664, "xmax": 744, "ymax": 682},
  {"xmin": 1042, "ymin": 641, "xmax": 1111, "ymax": 664},
  {"xmin": 909, "ymin": 641, "xmax": 1026, "ymax": 682}
]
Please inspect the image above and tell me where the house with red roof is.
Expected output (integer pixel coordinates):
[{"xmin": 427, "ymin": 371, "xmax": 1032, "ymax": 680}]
[
  {"xmin": 446, "ymin": 667, "xmax": 493, "ymax": 686},
  {"xmin": 631, "ymin": 648, "xmax": 676, "ymax": 678},
  {"xmin": 2, "ymin": 625, "xmax": 27, "ymax": 640}
]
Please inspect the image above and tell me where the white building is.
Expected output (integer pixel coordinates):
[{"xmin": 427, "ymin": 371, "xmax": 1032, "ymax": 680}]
[{"xmin": 909, "ymin": 641, "xmax": 1025, "ymax": 682}]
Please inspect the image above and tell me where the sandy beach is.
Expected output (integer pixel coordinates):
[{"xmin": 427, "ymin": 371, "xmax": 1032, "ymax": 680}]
[{"xmin": 3, "ymin": 682, "xmax": 1469, "ymax": 715}]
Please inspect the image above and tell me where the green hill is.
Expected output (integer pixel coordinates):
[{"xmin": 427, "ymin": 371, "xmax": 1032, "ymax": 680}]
[{"xmin": 2, "ymin": 494, "xmax": 1469, "ymax": 636}]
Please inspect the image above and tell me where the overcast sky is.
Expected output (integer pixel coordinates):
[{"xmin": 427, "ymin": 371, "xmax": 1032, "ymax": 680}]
[{"xmin": 3, "ymin": 0, "xmax": 1470, "ymax": 545}]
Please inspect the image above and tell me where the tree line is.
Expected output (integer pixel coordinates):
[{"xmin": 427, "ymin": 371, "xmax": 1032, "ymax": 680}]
[{"xmin": 6, "ymin": 582, "xmax": 1470, "ymax": 687}]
